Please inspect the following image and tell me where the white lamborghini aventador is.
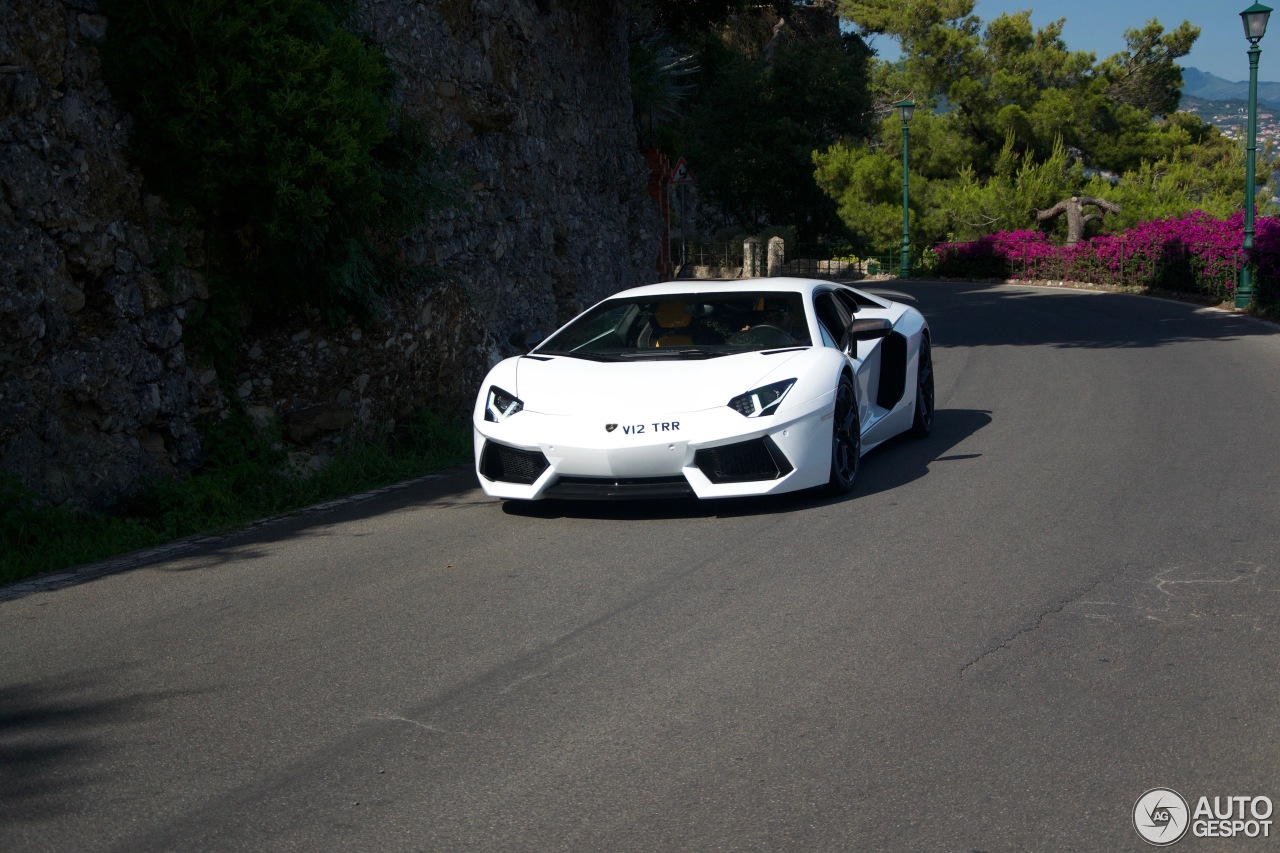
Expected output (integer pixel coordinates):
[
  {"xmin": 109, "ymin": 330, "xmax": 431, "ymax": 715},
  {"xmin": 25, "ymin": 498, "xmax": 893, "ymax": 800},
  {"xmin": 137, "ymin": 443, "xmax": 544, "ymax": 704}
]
[{"xmin": 473, "ymin": 277, "xmax": 933, "ymax": 500}]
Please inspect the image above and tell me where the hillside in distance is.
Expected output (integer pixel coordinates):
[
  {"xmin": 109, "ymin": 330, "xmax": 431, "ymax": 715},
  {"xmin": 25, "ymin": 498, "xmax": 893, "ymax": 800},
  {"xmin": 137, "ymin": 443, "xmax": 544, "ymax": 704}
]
[{"xmin": 1183, "ymin": 67, "xmax": 1280, "ymax": 111}]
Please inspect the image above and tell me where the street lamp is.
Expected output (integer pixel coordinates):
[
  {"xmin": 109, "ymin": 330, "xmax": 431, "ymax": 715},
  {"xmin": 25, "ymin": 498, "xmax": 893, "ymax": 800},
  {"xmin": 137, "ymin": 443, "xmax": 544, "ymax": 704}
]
[
  {"xmin": 1237, "ymin": 2, "xmax": 1271, "ymax": 308},
  {"xmin": 895, "ymin": 99, "xmax": 915, "ymax": 278}
]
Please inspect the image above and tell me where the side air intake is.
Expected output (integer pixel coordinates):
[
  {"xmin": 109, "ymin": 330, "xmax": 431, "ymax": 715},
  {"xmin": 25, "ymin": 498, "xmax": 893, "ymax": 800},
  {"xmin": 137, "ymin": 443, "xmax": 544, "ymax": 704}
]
[
  {"xmin": 479, "ymin": 441, "xmax": 549, "ymax": 485},
  {"xmin": 694, "ymin": 437, "xmax": 793, "ymax": 484}
]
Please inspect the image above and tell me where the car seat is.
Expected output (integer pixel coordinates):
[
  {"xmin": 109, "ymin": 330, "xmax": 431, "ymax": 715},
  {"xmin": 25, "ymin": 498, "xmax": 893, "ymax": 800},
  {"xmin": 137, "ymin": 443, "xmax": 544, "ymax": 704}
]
[{"xmin": 654, "ymin": 299, "xmax": 693, "ymax": 347}]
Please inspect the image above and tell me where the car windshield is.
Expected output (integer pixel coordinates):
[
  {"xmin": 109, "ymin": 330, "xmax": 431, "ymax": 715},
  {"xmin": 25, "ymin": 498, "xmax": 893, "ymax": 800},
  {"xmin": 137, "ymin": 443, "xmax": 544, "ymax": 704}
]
[{"xmin": 536, "ymin": 291, "xmax": 812, "ymax": 360}]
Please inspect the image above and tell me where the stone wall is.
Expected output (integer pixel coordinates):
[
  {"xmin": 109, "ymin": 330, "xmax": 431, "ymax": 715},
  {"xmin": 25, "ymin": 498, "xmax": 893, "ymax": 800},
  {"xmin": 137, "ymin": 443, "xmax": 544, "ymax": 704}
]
[
  {"xmin": 0, "ymin": 0, "xmax": 660, "ymax": 508},
  {"xmin": 0, "ymin": 0, "xmax": 207, "ymax": 507},
  {"xmin": 366, "ymin": 0, "xmax": 659, "ymax": 330}
]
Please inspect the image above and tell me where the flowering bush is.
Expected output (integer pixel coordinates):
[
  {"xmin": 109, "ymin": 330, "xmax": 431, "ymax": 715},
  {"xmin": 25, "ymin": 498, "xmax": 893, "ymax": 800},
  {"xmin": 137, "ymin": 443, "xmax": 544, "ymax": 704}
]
[{"xmin": 933, "ymin": 211, "xmax": 1280, "ymax": 305}]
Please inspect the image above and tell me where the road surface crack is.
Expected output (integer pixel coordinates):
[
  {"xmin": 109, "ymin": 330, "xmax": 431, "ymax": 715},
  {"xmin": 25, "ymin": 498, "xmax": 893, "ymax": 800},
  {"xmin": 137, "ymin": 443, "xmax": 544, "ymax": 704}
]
[
  {"xmin": 371, "ymin": 712, "xmax": 470, "ymax": 736},
  {"xmin": 958, "ymin": 563, "xmax": 1133, "ymax": 677}
]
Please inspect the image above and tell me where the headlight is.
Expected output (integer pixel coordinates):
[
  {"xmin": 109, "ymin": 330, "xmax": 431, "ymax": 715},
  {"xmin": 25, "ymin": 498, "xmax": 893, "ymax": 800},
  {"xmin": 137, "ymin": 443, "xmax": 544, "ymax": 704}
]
[
  {"xmin": 484, "ymin": 386, "xmax": 524, "ymax": 422},
  {"xmin": 728, "ymin": 379, "xmax": 795, "ymax": 417}
]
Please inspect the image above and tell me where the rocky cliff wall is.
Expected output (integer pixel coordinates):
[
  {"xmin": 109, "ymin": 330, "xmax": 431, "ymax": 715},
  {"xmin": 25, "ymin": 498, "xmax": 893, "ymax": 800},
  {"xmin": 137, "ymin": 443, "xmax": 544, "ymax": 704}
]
[
  {"xmin": 0, "ymin": 0, "xmax": 208, "ymax": 507},
  {"xmin": 0, "ymin": 0, "xmax": 659, "ymax": 508}
]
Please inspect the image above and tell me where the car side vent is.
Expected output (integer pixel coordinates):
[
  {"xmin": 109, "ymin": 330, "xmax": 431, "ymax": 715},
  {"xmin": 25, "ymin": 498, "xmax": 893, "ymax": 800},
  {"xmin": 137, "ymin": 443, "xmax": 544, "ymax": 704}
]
[
  {"xmin": 695, "ymin": 437, "xmax": 793, "ymax": 484},
  {"xmin": 479, "ymin": 441, "xmax": 549, "ymax": 484},
  {"xmin": 877, "ymin": 332, "xmax": 908, "ymax": 409}
]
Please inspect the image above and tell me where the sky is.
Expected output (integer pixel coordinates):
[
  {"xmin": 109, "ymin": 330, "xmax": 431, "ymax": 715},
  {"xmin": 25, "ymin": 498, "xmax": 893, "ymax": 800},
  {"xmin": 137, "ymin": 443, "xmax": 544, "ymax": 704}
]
[{"xmin": 862, "ymin": 0, "xmax": 1273, "ymax": 82}]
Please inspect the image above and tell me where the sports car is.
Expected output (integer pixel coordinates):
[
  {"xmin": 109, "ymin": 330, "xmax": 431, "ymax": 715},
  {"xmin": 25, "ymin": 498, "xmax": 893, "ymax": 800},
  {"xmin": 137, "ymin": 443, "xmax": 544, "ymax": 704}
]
[{"xmin": 472, "ymin": 277, "xmax": 933, "ymax": 500}]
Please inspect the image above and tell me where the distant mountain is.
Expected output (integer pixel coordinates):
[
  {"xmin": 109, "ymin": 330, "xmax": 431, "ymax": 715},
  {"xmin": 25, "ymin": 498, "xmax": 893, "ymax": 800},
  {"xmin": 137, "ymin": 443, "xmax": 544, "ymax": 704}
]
[{"xmin": 1182, "ymin": 67, "xmax": 1280, "ymax": 111}]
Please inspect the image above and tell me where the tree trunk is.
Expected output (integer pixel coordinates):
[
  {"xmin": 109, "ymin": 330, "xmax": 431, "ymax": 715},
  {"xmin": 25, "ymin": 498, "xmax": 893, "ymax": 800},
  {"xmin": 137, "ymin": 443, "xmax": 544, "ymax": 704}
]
[{"xmin": 1035, "ymin": 196, "xmax": 1121, "ymax": 244}]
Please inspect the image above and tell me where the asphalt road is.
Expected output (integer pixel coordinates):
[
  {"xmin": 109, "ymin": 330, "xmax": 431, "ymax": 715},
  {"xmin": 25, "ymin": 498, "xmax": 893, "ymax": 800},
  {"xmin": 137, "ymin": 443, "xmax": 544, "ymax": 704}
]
[{"xmin": 3, "ymin": 282, "xmax": 1279, "ymax": 852}]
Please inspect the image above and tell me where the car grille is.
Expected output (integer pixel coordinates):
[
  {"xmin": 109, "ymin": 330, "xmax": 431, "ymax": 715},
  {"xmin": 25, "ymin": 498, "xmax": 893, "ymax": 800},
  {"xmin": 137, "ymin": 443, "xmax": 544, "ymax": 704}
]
[
  {"xmin": 694, "ymin": 436, "xmax": 793, "ymax": 484},
  {"xmin": 479, "ymin": 440, "xmax": 550, "ymax": 485},
  {"xmin": 544, "ymin": 476, "xmax": 695, "ymax": 500}
]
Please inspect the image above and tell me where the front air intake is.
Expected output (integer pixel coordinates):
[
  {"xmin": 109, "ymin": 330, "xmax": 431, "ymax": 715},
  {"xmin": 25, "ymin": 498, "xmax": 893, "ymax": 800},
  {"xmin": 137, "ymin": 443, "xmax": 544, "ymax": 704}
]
[
  {"xmin": 694, "ymin": 436, "xmax": 793, "ymax": 484},
  {"xmin": 479, "ymin": 441, "xmax": 550, "ymax": 484},
  {"xmin": 544, "ymin": 476, "xmax": 695, "ymax": 500}
]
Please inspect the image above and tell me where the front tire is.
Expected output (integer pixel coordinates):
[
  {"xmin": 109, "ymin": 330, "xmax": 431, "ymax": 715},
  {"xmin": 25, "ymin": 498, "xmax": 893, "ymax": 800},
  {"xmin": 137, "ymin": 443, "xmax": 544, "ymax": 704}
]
[
  {"xmin": 909, "ymin": 338, "xmax": 934, "ymax": 439},
  {"xmin": 826, "ymin": 375, "xmax": 861, "ymax": 495}
]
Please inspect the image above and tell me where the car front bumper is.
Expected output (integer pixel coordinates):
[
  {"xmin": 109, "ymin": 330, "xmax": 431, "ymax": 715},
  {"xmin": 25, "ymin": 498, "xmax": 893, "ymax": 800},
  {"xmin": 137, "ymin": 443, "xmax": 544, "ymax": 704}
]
[{"xmin": 473, "ymin": 391, "xmax": 835, "ymax": 500}]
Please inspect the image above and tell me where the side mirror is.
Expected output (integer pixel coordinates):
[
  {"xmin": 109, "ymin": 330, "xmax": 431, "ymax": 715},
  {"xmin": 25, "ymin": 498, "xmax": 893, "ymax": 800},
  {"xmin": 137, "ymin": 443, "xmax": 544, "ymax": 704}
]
[
  {"xmin": 848, "ymin": 317, "xmax": 892, "ymax": 342},
  {"xmin": 508, "ymin": 329, "xmax": 545, "ymax": 350}
]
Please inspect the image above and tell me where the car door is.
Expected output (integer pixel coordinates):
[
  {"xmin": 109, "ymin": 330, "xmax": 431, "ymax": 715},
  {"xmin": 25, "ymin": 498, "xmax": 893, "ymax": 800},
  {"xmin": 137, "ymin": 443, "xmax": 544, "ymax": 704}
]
[{"xmin": 813, "ymin": 290, "xmax": 879, "ymax": 429}]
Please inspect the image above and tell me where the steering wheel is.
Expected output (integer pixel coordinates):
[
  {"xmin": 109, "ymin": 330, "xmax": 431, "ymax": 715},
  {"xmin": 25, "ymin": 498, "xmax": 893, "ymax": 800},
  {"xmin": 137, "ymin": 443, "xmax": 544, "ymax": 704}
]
[{"xmin": 727, "ymin": 324, "xmax": 794, "ymax": 348}]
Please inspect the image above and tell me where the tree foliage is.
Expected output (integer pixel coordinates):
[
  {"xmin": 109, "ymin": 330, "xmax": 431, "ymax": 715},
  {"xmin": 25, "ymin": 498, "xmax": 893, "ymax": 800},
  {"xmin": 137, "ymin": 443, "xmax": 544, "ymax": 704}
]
[
  {"xmin": 101, "ymin": 0, "xmax": 446, "ymax": 321},
  {"xmin": 631, "ymin": 38, "xmax": 700, "ymax": 148},
  {"xmin": 820, "ymin": 0, "xmax": 1248, "ymax": 249},
  {"xmin": 1102, "ymin": 21, "xmax": 1199, "ymax": 117},
  {"xmin": 650, "ymin": 0, "xmax": 762, "ymax": 39},
  {"xmin": 659, "ymin": 6, "xmax": 875, "ymax": 240}
]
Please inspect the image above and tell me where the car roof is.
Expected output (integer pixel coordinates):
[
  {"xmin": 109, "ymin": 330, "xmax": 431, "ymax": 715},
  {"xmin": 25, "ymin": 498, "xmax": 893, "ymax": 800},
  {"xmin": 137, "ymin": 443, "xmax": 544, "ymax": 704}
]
[{"xmin": 609, "ymin": 277, "xmax": 843, "ymax": 300}]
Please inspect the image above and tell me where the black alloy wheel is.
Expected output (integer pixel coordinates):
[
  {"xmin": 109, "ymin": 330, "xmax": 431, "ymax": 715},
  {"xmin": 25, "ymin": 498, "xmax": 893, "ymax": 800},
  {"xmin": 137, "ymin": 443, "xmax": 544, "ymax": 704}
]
[
  {"xmin": 910, "ymin": 338, "xmax": 934, "ymax": 438},
  {"xmin": 826, "ymin": 375, "xmax": 861, "ymax": 495}
]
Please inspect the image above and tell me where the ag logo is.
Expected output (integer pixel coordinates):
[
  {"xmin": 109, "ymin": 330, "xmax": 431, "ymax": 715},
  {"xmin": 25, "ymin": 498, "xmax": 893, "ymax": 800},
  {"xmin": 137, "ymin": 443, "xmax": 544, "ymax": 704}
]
[
  {"xmin": 1134, "ymin": 788, "xmax": 1190, "ymax": 846},
  {"xmin": 605, "ymin": 424, "xmax": 618, "ymax": 433}
]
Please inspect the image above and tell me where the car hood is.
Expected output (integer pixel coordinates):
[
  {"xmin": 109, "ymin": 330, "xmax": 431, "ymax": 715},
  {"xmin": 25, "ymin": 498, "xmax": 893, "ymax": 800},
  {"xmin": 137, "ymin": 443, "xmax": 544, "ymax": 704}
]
[{"xmin": 515, "ymin": 350, "xmax": 807, "ymax": 416}]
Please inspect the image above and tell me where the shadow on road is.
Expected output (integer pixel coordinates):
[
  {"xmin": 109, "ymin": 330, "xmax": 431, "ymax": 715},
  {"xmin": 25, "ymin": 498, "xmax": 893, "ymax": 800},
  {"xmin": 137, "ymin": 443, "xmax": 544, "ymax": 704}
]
[
  {"xmin": 0, "ymin": 671, "xmax": 201, "ymax": 824},
  {"xmin": 854, "ymin": 406, "xmax": 991, "ymax": 499}
]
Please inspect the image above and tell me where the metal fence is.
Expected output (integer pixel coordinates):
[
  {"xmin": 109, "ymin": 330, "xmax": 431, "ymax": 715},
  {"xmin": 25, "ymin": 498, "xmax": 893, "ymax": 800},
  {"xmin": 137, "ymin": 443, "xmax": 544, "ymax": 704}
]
[
  {"xmin": 674, "ymin": 241, "xmax": 903, "ymax": 280},
  {"xmin": 675, "ymin": 242, "xmax": 744, "ymax": 271},
  {"xmin": 783, "ymin": 244, "xmax": 885, "ymax": 279}
]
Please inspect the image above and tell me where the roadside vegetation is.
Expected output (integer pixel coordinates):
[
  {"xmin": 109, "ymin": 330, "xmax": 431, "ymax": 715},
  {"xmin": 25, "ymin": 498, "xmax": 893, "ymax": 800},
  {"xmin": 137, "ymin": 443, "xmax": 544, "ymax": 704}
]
[
  {"xmin": 0, "ymin": 1, "xmax": 473, "ymax": 587},
  {"xmin": 0, "ymin": 411, "xmax": 470, "ymax": 586},
  {"xmin": 100, "ymin": 0, "xmax": 450, "ymax": 325},
  {"xmin": 640, "ymin": 1, "xmax": 1277, "ymax": 307},
  {"xmin": 932, "ymin": 211, "xmax": 1280, "ymax": 307},
  {"xmin": 639, "ymin": 1, "xmax": 873, "ymax": 242},
  {"xmin": 644, "ymin": 2, "xmax": 1269, "ymax": 257},
  {"xmin": 818, "ymin": 0, "xmax": 1259, "ymax": 250}
]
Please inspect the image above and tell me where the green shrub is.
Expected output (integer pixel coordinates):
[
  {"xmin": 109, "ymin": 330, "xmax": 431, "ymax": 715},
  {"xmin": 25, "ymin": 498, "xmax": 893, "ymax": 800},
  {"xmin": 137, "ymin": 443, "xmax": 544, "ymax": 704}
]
[
  {"xmin": 101, "ymin": 0, "xmax": 446, "ymax": 320},
  {"xmin": 0, "ymin": 409, "xmax": 472, "ymax": 586},
  {"xmin": 1, "ymin": 473, "xmax": 155, "ymax": 585}
]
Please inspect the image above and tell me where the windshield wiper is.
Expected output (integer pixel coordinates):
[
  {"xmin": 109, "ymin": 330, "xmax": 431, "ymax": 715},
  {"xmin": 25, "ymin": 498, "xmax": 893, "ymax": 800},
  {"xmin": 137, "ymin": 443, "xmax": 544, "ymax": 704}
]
[
  {"xmin": 534, "ymin": 350, "xmax": 625, "ymax": 362},
  {"xmin": 619, "ymin": 348, "xmax": 727, "ymax": 360}
]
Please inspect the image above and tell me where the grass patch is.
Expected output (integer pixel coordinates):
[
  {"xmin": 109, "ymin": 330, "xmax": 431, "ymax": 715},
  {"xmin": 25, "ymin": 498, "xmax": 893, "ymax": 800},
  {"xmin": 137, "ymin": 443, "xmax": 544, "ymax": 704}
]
[{"xmin": 0, "ymin": 409, "xmax": 472, "ymax": 587}]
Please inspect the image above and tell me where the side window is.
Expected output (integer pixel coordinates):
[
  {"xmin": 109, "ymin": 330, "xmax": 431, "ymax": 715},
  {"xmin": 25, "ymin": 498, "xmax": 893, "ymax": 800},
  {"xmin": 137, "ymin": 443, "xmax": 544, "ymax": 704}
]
[
  {"xmin": 835, "ymin": 290, "xmax": 862, "ymax": 317},
  {"xmin": 814, "ymin": 293, "xmax": 851, "ymax": 350},
  {"xmin": 817, "ymin": 321, "xmax": 839, "ymax": 349}
]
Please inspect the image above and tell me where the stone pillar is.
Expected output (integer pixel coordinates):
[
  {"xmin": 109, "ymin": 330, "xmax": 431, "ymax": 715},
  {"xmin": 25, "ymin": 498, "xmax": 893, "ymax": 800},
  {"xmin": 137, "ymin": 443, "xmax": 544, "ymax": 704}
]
[
  {"xmin": 767, "ymin": 236, "xmax": 785, "ymax": 277},
  {"xmin": 743, "ymin": 237, "xmax": 761, "ymax": 278}
]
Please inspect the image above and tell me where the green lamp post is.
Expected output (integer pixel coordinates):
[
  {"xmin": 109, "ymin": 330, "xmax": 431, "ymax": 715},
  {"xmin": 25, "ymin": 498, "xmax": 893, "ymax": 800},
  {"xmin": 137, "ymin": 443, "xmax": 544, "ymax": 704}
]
[
  {"xmin": 1238, "ymin": 2, "xmax": 1272, "ymax": 309},
  {"xmin": 895, "ymin": 99, "xmax": 915, "ymax": 278}
]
